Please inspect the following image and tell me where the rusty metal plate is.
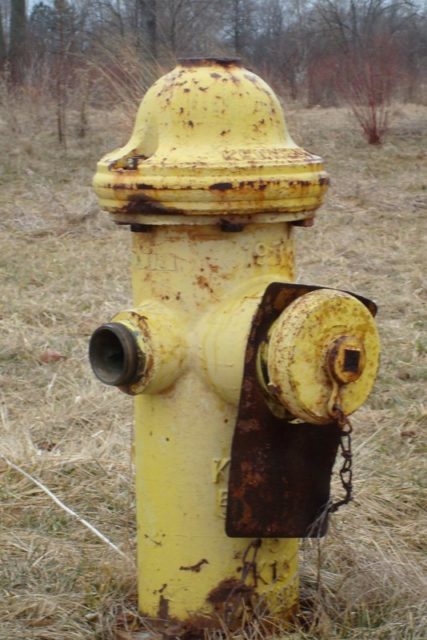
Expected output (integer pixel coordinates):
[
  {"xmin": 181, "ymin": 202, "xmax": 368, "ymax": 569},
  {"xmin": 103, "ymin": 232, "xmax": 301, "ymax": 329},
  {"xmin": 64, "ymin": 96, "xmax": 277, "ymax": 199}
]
[{"xmin": 226, "ymin": 282, "xmax": 376, "ymax": 538}]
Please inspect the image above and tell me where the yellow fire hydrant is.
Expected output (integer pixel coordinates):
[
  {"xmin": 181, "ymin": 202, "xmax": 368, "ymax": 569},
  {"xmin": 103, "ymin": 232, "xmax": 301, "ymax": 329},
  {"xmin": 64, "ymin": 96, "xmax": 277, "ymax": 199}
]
[{"xmin": 89, "ymin": 58, "xmax": 380, "ymax": 632}]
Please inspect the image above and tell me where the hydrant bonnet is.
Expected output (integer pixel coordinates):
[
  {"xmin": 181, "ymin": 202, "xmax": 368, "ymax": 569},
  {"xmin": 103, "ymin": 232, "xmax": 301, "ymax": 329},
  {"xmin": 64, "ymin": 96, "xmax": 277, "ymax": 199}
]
[{"xmin": 93, "ymin": 58, "xmax": 329, "ymax": 223}]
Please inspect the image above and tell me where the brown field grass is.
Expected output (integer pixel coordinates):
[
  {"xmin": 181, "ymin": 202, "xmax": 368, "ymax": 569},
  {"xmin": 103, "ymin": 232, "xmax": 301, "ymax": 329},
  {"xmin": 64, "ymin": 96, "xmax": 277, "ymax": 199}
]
[{"xmin": 0, "ymin": 94, "xmax": 426, "ymax": 640}]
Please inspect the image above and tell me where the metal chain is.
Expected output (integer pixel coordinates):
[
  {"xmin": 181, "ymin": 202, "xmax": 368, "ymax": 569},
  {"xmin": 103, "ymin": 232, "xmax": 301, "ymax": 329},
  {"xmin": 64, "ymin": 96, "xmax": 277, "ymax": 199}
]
[
  {"xmin": 240, "ymin": 538, "xmax": 262, "ymax": 585},
  {"xmin": 329, "ymin": 403, "xmax": 354, "ymax": 513}
]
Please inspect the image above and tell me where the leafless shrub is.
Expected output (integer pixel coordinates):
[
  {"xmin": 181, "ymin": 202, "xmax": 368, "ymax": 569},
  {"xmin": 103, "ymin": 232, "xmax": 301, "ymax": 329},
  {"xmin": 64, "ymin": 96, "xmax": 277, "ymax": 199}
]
[
  {"xmin": 86, "ymin": 37, "xmax": 174, "ymax": 117},
  {"xmin": 335, "ymin": 36, "xmax": 401, "ymax": 144}
]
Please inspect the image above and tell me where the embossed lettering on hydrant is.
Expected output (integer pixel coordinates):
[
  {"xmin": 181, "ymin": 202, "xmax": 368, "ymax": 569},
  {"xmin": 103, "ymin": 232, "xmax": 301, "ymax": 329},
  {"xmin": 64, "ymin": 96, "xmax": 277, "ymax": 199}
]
[
  {"xmin": 211, "ymin": 457, "xmax": 231, "ymax": 484},
  {"xmin": 133, "ymin": 251, "xmax": 189, "ymax": 273}
]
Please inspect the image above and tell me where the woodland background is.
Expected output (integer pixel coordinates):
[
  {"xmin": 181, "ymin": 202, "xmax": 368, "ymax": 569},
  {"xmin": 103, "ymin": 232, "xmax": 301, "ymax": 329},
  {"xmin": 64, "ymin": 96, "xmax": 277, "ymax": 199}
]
[{"xmin": 1, "ymin": 1, "xmax": 427, "ymax": 144}]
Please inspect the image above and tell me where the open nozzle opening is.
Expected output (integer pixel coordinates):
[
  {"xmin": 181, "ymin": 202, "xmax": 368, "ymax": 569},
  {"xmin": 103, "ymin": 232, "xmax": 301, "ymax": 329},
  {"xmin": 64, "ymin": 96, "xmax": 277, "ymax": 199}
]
[{"xmin": 89, "ymin": 323, "xmax": 141, "ymax": 386}]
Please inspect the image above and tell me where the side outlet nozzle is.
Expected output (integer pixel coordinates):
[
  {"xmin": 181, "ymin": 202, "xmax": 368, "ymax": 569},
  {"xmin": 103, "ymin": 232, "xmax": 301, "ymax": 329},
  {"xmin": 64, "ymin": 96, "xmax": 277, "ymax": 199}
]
[
  {"xmin": 89, "ymin": 322, "xmax": 143, "ymax": 386},
  {"xmin": 89, "ymin": 304, "xmax": 187, "ymax": 395}
]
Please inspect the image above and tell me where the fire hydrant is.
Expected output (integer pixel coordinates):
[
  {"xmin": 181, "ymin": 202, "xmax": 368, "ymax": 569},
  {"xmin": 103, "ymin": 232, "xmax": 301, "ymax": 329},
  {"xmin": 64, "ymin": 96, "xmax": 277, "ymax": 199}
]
[{"xmin": 89, "ymin": 58, "xmax": 380, "ymax": 632}]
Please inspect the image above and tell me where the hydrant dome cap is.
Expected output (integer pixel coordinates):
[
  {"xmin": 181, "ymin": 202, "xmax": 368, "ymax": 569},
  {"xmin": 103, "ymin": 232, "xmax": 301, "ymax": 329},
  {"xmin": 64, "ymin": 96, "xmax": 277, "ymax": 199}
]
[{"xmin": 93, "ymin": 61, "xmax": 329, "ymax": 222}]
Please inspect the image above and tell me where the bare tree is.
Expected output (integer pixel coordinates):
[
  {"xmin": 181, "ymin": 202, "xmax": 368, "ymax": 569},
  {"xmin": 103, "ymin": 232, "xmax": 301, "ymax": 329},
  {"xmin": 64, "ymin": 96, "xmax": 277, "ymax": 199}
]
[
  {"xmin": 251, "ymin": 0, "xmax": 313, "ymax": 99},
  {"xmin": 0, "ymin": 7, "xmax": 6, "ymax": 69},
  {"xmin": 155, "ymin": 0, "xmax": 221, "ymax": 58},
  {"xmin": 219, "ymin": 0, "xmax": 257, "ymax": 56},
  {"xmin": 9, "ymin": 0, "xmax": 27, "ymax": 82},
  {"xmin": 3, "ymin": 0, "xmax": 425, "ymax": 143},
  {"xmin": 135, "ymin": 0, "xmax": 157, "ymax": 59},
  {"xmin": 337, "ymin": 34, "xmax": 400, "ymax": 143}
]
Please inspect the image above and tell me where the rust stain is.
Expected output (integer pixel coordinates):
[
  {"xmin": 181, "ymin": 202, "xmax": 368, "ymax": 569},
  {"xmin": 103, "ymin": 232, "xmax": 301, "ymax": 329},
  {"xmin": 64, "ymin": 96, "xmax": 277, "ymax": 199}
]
[
  {"xmin": 143, "ymin": 533, "xmax": 162, "ymax": 546},
  {"xmin": 108, "ymin": 152, "xmax": 148, "ymax": 171},
  {"xmin": 207, "ymin": 578, "xmax": 253, "ymax": 605},
  {"xmin": 122, "ymin": 193, "xmax": 187, "ymax": 216},
  {"xmin": 238, "ymin": 180, "xmax": 267, "ymax": 191},
  {"xmin": 179, "ymin": 57, "xmax": 240, "ymax": 68},
  {"xmin": 158, "ymin": 595, "xmax": 169, "ymax": 619},
  {"xmin": 135, "ymin": 183, "xmax": 155, "ymax": 190},
  {"xmin": 292, "ymin": 218, "xmax": 315, "ymax": 227},
  {"xmin": 179, "ymin": 558, "xmax": 209, "ymax": 572},
  {"xmin": 206, "ymin": 577, "xmax": 255, "ymax": 628},
  {"xmin": 196, "ymin": 275, "xmax": 214, "ymax": 293},
  {"xmin": 219, "ymin": 219, "xmax": 244, "ymax": 232},
  {"xmin": 209, "ymin": 182, "xmax": 233, "ymax": 191},
  {"xmin": 152, "ymin": 582, "xmax": 167, "ymax": 595},
  {"xmin": 135, "ymin": 597, "xmax": 295, "ymax": 637},
  {"xmin": 288, "ymin": 179, "xmax": 311, "ymax": 188},
  {"xmin": 226, "ymin": 282, "xmax": 342, "ymax": 538}
]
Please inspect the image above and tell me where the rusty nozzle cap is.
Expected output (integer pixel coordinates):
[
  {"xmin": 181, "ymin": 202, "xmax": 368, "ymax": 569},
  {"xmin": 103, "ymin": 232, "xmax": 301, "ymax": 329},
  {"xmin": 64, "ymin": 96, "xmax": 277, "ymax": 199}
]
[
  {"xmin": 89, "ymin": 322, "xmax": 142, "ymax": 386},
  {"xmin": 266, "ymin": 289, "xmax": 380, "ymax": 424}
]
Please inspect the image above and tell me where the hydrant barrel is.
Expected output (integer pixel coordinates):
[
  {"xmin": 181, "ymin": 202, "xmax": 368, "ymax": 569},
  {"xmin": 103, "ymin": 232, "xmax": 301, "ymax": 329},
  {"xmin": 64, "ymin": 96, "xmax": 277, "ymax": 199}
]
[{"xmin": 90, "ymin": 58, "xmax": 380, "ymax": 632}]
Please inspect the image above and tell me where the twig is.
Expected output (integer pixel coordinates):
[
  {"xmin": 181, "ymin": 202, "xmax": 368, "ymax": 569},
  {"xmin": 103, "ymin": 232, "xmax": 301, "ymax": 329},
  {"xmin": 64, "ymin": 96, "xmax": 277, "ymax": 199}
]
[{"xmin": 0, "ymin": 452, "xmax": 131, "ymax": 561}]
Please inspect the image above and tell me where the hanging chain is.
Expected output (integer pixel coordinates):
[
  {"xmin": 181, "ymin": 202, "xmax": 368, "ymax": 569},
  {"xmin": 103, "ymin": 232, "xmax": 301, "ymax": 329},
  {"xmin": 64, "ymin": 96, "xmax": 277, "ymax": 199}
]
[{"xmin": 329, "ymin": 396, "xmax": 354, "ymax": 514}]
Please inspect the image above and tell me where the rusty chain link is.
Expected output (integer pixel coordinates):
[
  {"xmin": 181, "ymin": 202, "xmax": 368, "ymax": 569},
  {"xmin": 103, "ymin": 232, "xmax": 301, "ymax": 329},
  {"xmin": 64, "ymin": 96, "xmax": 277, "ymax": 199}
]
[{"xmin": 329, "ymin": 404, "xmax": 353, "ymax": 513}]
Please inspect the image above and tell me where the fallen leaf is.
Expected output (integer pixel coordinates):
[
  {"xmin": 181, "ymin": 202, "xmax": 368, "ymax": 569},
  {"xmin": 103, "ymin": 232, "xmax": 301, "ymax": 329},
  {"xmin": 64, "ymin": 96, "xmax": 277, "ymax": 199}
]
[
  {"xmin": 36, "ymin": 440, "xmax": 57, "ymax": 452},
  {"xmin": 39, "ymin": 349, "xmax": 67, "ymax": 364}
]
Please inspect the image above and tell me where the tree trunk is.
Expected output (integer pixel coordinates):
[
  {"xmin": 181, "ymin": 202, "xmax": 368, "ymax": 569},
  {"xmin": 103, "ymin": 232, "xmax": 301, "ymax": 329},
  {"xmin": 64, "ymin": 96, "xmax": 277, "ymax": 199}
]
[
  {"xmin": 233, "ymin": 0, "xmax": 242, "ymax": 54},
  {"xmin": 0, "ymin": 9, "xmax": 7, "ymax": 69},
  {"xmin": 147, "ymin": 0, "xmax": 157, "ymax": 59},
  {"xmin": 54, "ymin": 0, "xmax": 67, "ymax": 147},
  {"xmin": 9, "ymin": 0, "xmax": 27, "ymax": 84},
  {"xmin": 137, "ymin": 0, "xmax": 157, "ymax": 60}
]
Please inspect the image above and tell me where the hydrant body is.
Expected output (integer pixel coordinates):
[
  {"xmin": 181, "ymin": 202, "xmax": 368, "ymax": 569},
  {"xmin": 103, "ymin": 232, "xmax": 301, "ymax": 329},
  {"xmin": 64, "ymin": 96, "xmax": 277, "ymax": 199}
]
[
  {"xmin": 90, "ymin": 59, "xmax": 380, "ymax": 630},
  {"xmin": 131, "ymin": 224, "xmax": 299, "ymax": 623}
]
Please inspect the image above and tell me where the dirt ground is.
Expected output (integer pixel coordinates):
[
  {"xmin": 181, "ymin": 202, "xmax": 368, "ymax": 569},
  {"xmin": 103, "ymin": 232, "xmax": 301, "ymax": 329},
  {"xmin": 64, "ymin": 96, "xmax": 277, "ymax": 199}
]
[{"xmin": 0, "ymin": 98, "xmax": 426, "ymax": 639}]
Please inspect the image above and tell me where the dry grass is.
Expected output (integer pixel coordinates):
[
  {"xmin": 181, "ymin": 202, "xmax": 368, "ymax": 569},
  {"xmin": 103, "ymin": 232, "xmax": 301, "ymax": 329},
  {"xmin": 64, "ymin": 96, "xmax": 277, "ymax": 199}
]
[{"xmin": 0, "ymin": 92, "xmax": 426, "ymax": 639}]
